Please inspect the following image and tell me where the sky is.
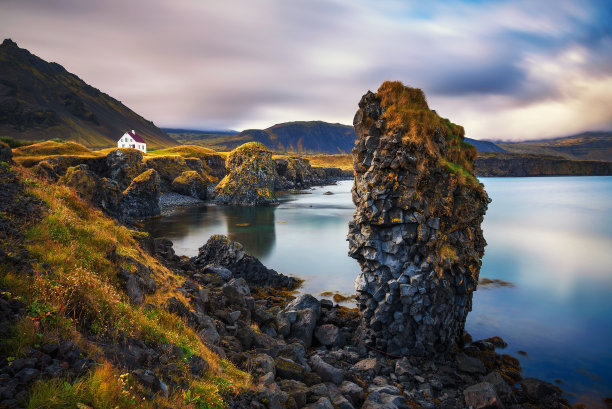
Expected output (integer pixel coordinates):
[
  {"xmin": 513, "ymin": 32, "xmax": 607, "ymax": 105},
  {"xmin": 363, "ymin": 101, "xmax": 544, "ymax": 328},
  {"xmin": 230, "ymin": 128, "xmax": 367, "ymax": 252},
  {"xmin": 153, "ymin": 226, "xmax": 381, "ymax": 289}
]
[{"xmin": 1, "ymin": 0, "xmax": 611, "ymax": 141}]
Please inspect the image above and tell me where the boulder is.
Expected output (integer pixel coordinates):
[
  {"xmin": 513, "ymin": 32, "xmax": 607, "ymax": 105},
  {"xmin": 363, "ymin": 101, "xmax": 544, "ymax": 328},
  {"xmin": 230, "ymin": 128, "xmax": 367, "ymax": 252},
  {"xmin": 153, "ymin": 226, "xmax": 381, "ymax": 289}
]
[
  {"xmin": 463, "ymin": 382, "xmax": 504, "ymax": 409},
  {"xmin": 339, "ymin": 381, "xmax": 364, "ymax": 406},
  {"xmin": 457, "ymin": 353, "xmax": 486, "ymax": 375},
  {"xmin": 279, "ymin": 379, "xmax": 309, "ymax": 408},
  {"xmin": 214, "ymin": 142, "xmax": 278, "ymax": 205},
  {"xmin": 310, "ymin": 355, "xmax": 344, "ymax": 385},
  {"xmin": 222, "ymin": 278, "xmax": 251, "ymax": 306},
  {"xmin": 275, "ymin": 357, "xmax": 306, "ymax": 381},
  {"xmin": 192, "ymin": 235, "xmax": 297, "ymax": 289},
  {"xmin": 315, "ymin": 324, "xmax": 345, "ymax": 347},
  {"xmin": 201, "ymin": 265, "xmax": 233, "ymax": 281}
]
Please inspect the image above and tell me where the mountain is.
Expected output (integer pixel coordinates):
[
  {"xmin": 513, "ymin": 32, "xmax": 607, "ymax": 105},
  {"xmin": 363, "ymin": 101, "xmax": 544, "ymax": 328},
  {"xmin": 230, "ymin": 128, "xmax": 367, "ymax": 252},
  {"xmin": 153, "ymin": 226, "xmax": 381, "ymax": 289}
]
[
  {"xmin": 464, "ymin": 137, "xmax": 506, "ymax": 153},
  {"xmin": 494, "ymin": 131, "xmax": 612, "ymax": 162},
  {"xmin": 0, "ymin": 39, "xmax": 178, "ymax": 149},
  {"xmin": 168, "ymin": 121, "xmax": 356, "ymax": 153}
]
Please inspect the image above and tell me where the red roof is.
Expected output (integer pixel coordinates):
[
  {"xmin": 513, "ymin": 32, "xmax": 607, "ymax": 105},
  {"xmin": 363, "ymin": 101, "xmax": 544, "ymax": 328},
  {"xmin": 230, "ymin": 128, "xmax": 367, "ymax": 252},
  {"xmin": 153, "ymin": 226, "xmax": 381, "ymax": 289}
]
[{"xmin": 120, "ymin": 130, "xmax": 146, "ymax": 143}]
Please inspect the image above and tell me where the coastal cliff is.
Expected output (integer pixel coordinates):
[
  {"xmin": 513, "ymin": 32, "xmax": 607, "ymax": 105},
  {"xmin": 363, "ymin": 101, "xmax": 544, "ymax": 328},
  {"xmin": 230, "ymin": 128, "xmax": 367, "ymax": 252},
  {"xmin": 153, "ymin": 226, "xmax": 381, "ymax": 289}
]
[
  {"xmin": 475, "ymin": 153, "xmax": 612, "ymax": 176},
  {"xmin": 348, "ymin": 81, "xmax": 490, "ymax": 356}
]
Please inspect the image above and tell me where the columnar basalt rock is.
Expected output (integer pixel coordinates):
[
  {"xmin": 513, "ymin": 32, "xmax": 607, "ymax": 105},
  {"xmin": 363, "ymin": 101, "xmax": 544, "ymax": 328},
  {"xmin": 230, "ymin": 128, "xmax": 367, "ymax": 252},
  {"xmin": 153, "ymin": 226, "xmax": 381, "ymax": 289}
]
[{"xmin": 348, "ymin": 81, "xmax": 490, "ymax": 356}]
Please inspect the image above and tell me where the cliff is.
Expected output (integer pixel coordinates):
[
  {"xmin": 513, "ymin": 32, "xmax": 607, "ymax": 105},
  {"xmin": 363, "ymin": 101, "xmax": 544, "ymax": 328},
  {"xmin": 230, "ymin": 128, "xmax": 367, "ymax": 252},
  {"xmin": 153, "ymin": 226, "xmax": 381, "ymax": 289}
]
[
  {"xmin": 475, "ymin": 152, "xmax": 612, "ymax": 176},
  {"xmin": 348, "ymin": 81, "xmax": 490, "ymax": 356},
  {"xmin": 0, "ymin": 39, "xmax": 177, "ymax": 149}
]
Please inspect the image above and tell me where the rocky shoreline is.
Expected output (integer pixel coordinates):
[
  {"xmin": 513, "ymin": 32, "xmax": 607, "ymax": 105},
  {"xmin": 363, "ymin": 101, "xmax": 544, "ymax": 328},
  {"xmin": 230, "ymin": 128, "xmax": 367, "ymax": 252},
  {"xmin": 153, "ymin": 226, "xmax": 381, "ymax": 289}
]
[{"xmin": 146, "ymin": 234, "xmax": 572, "ymax": 409}]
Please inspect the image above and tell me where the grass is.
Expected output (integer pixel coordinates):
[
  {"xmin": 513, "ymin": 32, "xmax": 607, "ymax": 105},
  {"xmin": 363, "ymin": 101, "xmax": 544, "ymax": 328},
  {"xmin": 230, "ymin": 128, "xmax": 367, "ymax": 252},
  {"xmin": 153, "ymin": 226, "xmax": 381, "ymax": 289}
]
[
  {"xmin": 0, "ymin": 165, "xmax": 251, "ymax": 407},
  {"xmin": 376, "ymin": 81, "xmax": 480, "ymax": 187},
  {"xmin": 13, "ymin": 140, "xmax": 96, "ymax": 157},
  {"xmin": 296, "ymin": 154, "xmax": 353, "ymax": 171}
]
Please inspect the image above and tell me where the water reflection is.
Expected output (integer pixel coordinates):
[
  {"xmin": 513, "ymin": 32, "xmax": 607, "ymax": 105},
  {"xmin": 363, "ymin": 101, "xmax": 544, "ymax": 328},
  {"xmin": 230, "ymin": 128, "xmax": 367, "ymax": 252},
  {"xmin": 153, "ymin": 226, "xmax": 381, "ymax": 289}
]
[{"xmin": 222, "ymin": 205, "xmax": 276, "ymax": 259}]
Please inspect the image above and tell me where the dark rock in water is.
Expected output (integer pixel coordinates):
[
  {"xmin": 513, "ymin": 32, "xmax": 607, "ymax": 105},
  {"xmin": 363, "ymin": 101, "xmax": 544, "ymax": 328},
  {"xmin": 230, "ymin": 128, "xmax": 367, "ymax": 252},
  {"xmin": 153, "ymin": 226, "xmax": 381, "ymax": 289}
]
[
  {"xmin": 214, "ymin": 142, "xmax": 278, "ymax": 205},
  {"xmin": 120, "ymin": 169, "xmax": 161, "ymax": 218},
  {"xmin": 347, "ymin": 81, "xmax": 489, "ymax": 356},
  {"xmin": 463, "ymin": 382, "xmax": 504, "ymax": 409},
  {"xmin": 274, "ymin": 156, "xmax": 342, "ymax": 190},
  {"xmin": 520, "ymin": 377, "xmax": 562, "ymax": 403},
  {"xmin": 192, "ymin": 235, "xmax": 297, "ymax": 289}
]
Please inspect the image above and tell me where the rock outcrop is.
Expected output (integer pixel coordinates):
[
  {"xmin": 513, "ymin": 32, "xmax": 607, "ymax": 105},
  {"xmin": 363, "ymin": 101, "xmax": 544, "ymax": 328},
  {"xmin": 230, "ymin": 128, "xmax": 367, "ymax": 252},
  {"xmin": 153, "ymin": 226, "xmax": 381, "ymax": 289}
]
[
  {"xmin": 120, "ymin": 169, "xmax": 161, "ymax": 218},
  {"xmin": 192, "ymin": 235, "xmax": 298, "ymax": 289},
  {"xmin": 214, "ymin": 142, "xmax": 278, "ymax": 205},
  {"xmin": 348, "ymin": 81, "xmax": 490, "ymax": 356},
  {"xmin": 274, "ymin": 156, "xmax": 350, "ymax": 190}
]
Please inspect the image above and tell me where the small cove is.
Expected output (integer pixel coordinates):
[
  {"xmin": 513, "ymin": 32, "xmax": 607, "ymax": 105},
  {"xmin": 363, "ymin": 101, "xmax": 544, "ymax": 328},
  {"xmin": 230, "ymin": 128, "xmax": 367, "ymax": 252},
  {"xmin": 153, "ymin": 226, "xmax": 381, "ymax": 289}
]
[{"xmin": 142, "ymin": 177, "xmax": 612, "ymax": 405}]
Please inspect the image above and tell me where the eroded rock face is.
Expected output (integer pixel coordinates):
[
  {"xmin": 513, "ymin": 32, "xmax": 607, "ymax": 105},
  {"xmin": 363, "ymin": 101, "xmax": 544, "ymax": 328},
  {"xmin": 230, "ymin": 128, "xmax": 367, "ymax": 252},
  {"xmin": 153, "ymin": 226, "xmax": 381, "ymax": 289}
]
[
  {"xmin": 121, "ymin": 169, "xmax": 161, "ymax": 218},
  {"xmin": 214, "ymin": 142, "xmax": 278, "ymax": 205},
  {"xmin": 348, "ymin": 81, "xmax": 489, "ymax": 356}
]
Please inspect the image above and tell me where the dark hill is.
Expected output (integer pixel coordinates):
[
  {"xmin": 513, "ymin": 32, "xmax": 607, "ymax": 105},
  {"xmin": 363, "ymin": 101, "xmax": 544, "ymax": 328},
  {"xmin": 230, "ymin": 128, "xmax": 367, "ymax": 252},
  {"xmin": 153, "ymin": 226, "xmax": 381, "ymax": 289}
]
[
  {"xmin": 464, "ymin": 137, "xmax": 506, "ymax": 153},
  {"xmin": 0, "ymin": 39, "xmax": 178, "ymax": 149},
  {"xmin": 237, "ymin": 121, "xmax": 357, "ymax": 153},
  {"xmin": 495, "ymin": 131, "xmax": 612, "ymax": 162}
]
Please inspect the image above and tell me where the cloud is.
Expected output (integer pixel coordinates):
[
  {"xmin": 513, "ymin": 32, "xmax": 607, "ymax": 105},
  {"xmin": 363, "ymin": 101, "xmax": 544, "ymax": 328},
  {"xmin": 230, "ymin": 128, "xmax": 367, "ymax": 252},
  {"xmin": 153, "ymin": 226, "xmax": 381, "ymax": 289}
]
[{"xmin": 0, "ymin": 0, "xmax": 610, "ymax": 140}]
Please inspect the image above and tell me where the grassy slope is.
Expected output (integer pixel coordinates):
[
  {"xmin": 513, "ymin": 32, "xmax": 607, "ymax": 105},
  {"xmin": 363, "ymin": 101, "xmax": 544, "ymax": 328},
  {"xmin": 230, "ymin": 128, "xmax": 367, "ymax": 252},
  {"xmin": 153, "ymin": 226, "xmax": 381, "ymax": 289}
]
[
  {"xmin": 0, "ymin": 161, "xmax": 248, "ymax": 408},
  {"xmin": 0, "ymin": 39, "xmax": 178, "ymax": 150}
]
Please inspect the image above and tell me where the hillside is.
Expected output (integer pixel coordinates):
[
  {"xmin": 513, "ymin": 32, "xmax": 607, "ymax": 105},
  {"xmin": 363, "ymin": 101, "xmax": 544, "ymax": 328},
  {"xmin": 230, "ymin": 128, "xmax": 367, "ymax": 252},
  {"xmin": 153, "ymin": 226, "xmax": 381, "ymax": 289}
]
[
  {"xmin": 495, "ymin": 131, "xmax": 612, "ymax": 162},
  {"xmin": 0, "ymin": 39, "xmax": 178, "ymax": 149}
]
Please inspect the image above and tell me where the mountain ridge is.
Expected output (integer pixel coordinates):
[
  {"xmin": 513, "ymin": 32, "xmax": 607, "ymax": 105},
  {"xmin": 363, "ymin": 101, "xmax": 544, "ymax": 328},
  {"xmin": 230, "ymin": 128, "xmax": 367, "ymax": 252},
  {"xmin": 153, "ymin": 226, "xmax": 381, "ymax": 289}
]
[{"xmin": 0, "ymin": 39, "xmax": 178, "ymax": 149}]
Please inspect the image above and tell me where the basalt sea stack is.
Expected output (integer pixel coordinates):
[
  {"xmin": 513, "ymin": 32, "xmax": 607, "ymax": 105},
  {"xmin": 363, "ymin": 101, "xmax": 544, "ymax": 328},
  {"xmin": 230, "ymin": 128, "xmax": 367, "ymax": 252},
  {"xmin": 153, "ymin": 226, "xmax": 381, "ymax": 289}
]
[{"xmin": 348, "ymin": 81, "xmax": 490, "ymax": 356}]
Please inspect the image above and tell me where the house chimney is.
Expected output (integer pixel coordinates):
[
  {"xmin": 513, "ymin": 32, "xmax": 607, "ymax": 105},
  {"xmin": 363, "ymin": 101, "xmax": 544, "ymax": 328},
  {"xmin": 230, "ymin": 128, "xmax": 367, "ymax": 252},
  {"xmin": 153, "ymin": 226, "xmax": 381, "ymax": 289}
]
[{"xmin": 132, "ymin": 130, "xmax": 135, "ymax": 134}]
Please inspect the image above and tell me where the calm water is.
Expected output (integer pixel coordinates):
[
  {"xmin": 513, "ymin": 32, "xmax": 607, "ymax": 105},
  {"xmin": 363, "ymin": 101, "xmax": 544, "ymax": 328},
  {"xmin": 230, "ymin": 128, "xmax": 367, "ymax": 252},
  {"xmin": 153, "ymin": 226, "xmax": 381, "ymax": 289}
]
[{"xmin": 143, "ymin": 177, "xmax": 612, "ymax": 404}]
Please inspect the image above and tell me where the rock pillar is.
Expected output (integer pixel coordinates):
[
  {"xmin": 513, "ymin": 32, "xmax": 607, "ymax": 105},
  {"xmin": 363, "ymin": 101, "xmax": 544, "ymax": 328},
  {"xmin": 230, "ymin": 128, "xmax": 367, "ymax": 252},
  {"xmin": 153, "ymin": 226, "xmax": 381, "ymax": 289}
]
[{"xmin": 348, "ymin": 81, "xmax": 490, "ymax": 356}]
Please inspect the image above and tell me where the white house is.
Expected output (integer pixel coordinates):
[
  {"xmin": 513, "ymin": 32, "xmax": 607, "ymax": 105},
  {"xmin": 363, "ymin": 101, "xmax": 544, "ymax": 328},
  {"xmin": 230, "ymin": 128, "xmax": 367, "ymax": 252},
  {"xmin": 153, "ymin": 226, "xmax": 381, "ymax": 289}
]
[{"xmin": 117, "ymin": 130, "xmax": 147, "ymax": 153}]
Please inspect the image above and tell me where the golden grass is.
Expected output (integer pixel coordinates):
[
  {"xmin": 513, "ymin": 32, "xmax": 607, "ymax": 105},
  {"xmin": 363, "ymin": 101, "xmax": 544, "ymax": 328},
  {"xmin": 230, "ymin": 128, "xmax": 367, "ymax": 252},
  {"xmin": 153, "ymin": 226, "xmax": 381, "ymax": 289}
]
[
  {"xmin": 301, "ymin": 154, "xmax": 353, "ymax": 171},
  {"xmin": 13, "ymin": 141, "xmax": 98, "ymax": 157},
  {"xmin": 1, "ymin": 165, "xmax": 251, "ymax": 407},
  {"xmin": 147, "ymin": 145, "xmax": 218, "ymax": 159},
  {"xmin": 376, "ymin": 81, "xmax": 479, "ymax": 186}
]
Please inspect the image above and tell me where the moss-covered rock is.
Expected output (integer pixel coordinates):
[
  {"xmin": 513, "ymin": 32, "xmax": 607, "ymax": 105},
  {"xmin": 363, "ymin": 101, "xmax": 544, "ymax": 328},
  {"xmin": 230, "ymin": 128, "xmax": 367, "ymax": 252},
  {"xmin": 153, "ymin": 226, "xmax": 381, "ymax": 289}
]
[
  {"xmin": 214, "ymin": 142, "xmax": 278, "ymax": 205},
  {"xmin": 349, "ymin": 81, "xmax": 490, "ymax": 356},
  {"xmin": 121, "ymin": 169, "xmax": 161, "ymax": 218},
  {"xmin": 60, "ymin": 165, "xmax": 122, "ymax": 217},
  {"xmin": 171, "ymin": 170, "xmax": 208, "ymax": 200}
]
